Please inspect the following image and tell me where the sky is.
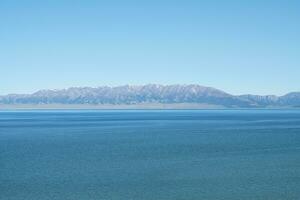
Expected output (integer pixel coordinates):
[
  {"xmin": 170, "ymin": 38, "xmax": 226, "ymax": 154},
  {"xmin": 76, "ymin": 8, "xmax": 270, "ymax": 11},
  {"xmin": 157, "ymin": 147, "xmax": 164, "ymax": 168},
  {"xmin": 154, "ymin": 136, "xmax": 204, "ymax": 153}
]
[{"xmin": 0, "ymin": 0, "xmax": 299, "ymax": 95}]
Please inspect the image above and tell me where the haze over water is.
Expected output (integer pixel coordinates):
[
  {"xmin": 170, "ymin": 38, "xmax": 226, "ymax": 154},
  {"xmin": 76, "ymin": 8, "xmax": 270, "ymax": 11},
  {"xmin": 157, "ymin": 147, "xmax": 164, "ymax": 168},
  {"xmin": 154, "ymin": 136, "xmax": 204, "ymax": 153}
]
[{"xmin": 1, "ymin": 110, "xmax": 300, "ymax": 200}]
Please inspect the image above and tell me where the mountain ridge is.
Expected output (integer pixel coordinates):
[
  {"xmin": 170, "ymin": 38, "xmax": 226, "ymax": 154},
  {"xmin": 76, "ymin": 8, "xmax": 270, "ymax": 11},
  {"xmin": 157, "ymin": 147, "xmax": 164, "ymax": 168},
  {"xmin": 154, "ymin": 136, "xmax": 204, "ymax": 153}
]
[{"xmin": 1, "ymin": 84, "xmax": 299, "ymax": 108}]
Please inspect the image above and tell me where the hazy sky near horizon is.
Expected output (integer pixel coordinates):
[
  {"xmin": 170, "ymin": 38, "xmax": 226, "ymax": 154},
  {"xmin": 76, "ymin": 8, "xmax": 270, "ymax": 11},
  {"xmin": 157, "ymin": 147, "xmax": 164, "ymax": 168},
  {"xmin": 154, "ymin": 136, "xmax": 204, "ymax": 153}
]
[{"xmin": 0, "ymin": 0, "xmax": 299, "ymax": 95}]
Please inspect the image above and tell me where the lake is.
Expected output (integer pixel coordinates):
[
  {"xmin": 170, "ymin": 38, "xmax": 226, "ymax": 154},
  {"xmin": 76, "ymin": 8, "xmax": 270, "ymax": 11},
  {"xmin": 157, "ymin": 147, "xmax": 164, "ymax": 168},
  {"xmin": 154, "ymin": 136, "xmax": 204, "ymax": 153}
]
[{"xmin": 1, "ymin": 110, "xmax": 300, "ymax": 200}]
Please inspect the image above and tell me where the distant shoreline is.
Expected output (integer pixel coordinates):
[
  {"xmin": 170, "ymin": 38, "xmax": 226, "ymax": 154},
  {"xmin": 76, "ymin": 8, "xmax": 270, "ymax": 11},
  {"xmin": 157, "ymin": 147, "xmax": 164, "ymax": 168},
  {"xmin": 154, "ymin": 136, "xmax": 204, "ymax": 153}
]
[{"xmin": 0, "ymin": 103, "xmax": 298, "ymax": 110}]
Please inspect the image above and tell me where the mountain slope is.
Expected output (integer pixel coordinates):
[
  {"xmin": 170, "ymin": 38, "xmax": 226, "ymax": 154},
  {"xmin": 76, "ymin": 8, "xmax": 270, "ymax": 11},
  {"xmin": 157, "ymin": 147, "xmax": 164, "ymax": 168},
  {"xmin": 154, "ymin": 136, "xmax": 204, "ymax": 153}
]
[{"xmin": 0, "ymin": 84, "xmax": 299, "ymax": 108}]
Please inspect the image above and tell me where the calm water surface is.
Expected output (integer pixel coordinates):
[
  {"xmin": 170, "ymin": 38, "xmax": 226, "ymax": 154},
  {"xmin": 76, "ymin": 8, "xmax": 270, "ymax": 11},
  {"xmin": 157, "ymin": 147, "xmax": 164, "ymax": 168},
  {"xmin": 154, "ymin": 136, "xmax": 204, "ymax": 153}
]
[{"xmin": 1, "ymin": 110, "xmax": 300, "ymax": 200}]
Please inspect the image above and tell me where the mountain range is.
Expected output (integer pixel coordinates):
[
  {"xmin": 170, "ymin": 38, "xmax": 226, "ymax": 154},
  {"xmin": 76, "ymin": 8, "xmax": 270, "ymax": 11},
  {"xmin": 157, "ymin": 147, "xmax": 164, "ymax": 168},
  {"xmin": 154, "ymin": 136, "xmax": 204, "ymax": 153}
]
[{"xmin": 1, "ymin": 84, "xmax": 300, "ymax": 108}]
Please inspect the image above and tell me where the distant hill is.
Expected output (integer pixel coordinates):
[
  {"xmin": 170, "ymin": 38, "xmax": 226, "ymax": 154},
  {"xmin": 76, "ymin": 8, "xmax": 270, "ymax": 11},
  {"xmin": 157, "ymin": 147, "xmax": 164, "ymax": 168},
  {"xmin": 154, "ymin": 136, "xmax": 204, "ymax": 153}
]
[{"xmin": 0, "ymin": 84, "xmax": 299, "ymax": 108}]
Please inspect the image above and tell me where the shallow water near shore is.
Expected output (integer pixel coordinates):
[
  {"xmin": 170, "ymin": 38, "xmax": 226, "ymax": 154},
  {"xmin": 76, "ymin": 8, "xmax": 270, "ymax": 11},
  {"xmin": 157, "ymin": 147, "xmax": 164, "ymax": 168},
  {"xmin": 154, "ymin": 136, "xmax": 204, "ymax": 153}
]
[{"xmin": 1, "ymin": 110, "xmax": 300, "ymax": 200}]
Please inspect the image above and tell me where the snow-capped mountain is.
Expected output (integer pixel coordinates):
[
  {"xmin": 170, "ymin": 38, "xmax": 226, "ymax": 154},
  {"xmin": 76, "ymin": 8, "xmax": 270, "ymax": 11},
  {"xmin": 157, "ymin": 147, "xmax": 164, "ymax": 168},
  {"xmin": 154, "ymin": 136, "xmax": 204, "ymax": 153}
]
[{"xmin": 0, "ymin": 84, "xmax": 299, "ymax": 108}]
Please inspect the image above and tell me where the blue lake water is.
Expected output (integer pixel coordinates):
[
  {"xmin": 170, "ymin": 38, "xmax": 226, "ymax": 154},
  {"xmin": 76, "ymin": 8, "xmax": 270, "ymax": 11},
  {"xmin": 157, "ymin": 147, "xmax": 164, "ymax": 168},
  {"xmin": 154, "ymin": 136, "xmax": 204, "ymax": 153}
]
[{"xmin": 1, "ymin": 110, "xmax": 300, "ymax": 200}]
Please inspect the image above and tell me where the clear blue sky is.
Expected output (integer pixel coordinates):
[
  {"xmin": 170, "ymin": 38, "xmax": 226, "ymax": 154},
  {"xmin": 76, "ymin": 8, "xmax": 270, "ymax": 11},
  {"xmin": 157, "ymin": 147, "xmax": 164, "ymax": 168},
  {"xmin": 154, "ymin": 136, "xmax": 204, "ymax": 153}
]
[{"xmin": 1, "ymin": 0, "xmax": 299, "ymax": 95}]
